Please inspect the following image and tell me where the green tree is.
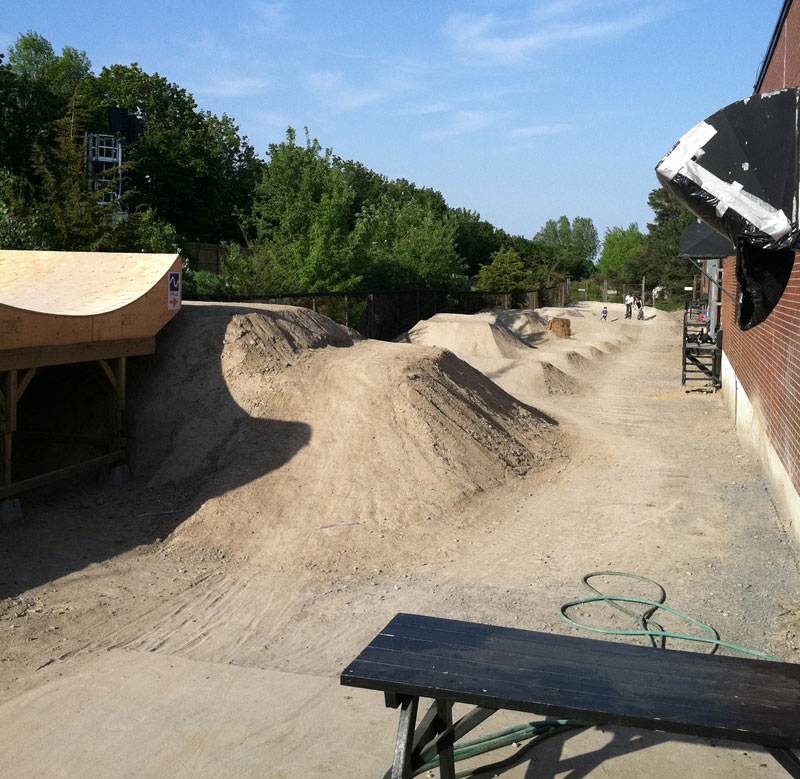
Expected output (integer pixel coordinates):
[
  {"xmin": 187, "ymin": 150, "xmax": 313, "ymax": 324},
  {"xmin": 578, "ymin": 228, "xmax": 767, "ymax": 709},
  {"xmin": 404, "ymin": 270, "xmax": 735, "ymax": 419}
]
[
  {"xmin": 0, "ymin": 167, "xmax": 38, "ymax": 248},
  {"xmin": 597, "ymin": 223, "xmax": 645, "ymax": 279},
  {"xmin": 628, "ymin": 188, "xmax": 695, "ymax": 288},
  {"xmin": 534, "ymin": 215, "xmax": 598, "ymax": 278},
  {"xmin": 87, "ymin": 63, "xmax": 262, "ymax": 243},
  {"xmin": 453, "ymin": 208, "xmax": 503, "ymax": 277},
  {"xmin": 349, "ymin": 194, "xmax": 464, "ymax": 289},
  {"xmin": 32, "ymin": 99, "xmax": 113, "ymax": 250},
  {"xmin": 6, "ymin": 31, "xmax": 56, "ymax": 81},
  {"xmin": 0, "ymin": 51, "xmax": 63, "ymax": 180},
  {"xmin": 476, "ymin": 246, "xmax": 531, "ymax": 291},
  {"xmin": 245, "ymin": 128, "xmax": 342, "ymax": 291},
  {"xmin": 7, "ymin": 31, "xmax": 92, "ymax": 99},
  {"xmin": 99, "ymin": 207, "xmax": 181, "ymax": 253}
]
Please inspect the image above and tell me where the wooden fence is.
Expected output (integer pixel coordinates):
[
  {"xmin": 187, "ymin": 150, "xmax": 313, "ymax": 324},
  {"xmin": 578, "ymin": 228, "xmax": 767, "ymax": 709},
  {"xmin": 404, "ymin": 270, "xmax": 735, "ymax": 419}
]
[{"xmin": 187, "ymin": 281, "xmax": 570, "ymax": 341}]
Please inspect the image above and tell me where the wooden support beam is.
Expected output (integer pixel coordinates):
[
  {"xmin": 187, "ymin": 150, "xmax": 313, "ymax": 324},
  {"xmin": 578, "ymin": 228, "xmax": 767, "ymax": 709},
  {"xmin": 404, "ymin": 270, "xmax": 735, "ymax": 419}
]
[
  {"xmin": 0, "ymin": 450, "xmax": 126, "ymax": 500},
  {"xmin": 16, "ymin": 367, "xmax": 37, "ymax": 400},
  {"xmin": 98, "ymin": 359, "xmax": 117, "ymax": 390},
  {"xmin": 0, "ymin": 337, "xmax": 155, "ymax": 372},
  {"xmin": 14, "ymin": 430, "xmax": 120, "ymax": 446}
]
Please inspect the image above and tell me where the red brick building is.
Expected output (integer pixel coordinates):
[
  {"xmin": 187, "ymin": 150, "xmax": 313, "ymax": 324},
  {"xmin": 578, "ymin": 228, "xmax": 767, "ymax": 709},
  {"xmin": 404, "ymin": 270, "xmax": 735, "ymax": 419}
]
[{"xmin": 719, "ymin": 0, "xmax": 800, "ymax": 537}]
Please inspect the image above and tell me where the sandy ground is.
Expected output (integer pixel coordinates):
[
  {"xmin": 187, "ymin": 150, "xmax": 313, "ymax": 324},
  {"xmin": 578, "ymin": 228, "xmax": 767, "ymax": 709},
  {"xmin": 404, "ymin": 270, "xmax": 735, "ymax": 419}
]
[{"xmin": 0, "ymin": 300, "xmax": 798, "ymax": 778}]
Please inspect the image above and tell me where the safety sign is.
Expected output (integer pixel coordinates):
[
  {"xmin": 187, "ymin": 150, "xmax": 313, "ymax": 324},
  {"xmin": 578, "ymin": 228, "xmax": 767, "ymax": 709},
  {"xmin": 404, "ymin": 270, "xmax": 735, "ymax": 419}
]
[{"xmin": 168, "ymin": 271, "xmax": 181, "ymax": 310}]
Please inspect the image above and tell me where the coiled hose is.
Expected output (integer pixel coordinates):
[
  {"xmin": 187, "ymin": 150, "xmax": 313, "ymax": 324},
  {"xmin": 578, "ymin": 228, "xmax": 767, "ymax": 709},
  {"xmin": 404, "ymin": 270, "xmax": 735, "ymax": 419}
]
[{"xmin": 413, "ymin": 571, "xmax": 780, "ymax": 778}]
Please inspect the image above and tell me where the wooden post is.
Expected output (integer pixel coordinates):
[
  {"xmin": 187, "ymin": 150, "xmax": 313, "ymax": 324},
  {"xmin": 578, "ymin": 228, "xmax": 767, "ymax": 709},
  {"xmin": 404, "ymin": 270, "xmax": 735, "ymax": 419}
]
[
  {"xmin": 369, "ymin": 293, "xmax": 375, "ymax": 338},
  {"xmin": 99, "ymin": 357, "xmax": 126, "ymax": 453},
  {"xmin": 2, "ymin": 370, "xmax": 18, "ymax": 486},
  {"xmin": 113, "ymin": 357, "xmax": 126, "ymax": 452},
  {"xmin": 344, "ymin": 295, "xmax": 349, "ymax": 327}
]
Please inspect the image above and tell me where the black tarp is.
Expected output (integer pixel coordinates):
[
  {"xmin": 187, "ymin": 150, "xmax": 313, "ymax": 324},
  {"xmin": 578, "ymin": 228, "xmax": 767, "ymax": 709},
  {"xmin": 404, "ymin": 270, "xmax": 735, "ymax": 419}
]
[{"xmin": 656, "ymin": 89, "xmax": 800, "ymax": 329}]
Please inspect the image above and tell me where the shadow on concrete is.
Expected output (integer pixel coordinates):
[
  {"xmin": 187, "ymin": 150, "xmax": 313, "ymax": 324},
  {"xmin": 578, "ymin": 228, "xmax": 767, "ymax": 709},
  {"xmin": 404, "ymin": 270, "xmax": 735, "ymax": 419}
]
[{"xmin": 463, "ymin": 724, "xmax": 770, "ymax": 778}]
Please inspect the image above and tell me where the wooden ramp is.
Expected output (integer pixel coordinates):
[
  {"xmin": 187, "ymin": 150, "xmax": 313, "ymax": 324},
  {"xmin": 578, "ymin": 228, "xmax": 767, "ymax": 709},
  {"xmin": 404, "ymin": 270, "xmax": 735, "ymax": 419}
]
[{"xmin": 0, "ymin": 251, "xmax": 182, "ymax": 498}]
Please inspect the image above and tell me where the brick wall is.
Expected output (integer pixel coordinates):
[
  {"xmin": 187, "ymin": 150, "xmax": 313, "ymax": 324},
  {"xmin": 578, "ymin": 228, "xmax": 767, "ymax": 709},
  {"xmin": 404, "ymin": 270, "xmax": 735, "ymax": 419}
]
[
  {"xmin": 760, "ymin": 1, "xmax": 800, "ymax": 92},
  {"xmin": 721, "ymin": 255, "xmax": 800, "ymax": 492},
  {"xmin": 718, "ymin": 0, "xmax": 800, "ymax": 500}
]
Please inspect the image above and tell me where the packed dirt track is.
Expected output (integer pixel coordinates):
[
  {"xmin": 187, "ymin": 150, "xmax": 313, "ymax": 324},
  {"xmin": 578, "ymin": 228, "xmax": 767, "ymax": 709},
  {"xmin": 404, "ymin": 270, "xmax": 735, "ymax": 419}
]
[{"xmin": 1, "ymin": 300, "xmax": 798, "ymax": 778}]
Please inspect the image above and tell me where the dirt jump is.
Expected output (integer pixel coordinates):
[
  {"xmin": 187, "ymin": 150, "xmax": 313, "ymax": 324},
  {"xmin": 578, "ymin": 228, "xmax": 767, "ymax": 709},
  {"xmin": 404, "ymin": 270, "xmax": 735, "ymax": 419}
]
[{"xmin": 0, "ymin": 300, "xmax": 798, "ymax": 778}]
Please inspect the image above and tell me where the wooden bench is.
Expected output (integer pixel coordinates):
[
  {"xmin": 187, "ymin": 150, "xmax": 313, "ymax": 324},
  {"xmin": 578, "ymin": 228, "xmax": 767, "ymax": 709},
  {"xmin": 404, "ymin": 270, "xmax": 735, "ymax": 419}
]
[{"xmin": 341, "ymin": 613, "xmax": 800, "ymax": 778}]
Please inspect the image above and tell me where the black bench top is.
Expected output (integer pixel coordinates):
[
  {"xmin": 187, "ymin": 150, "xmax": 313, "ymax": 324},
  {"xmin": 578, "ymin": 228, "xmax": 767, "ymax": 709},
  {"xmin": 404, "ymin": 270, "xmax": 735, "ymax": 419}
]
[{"xmin": 341, "ymin": 612, "xmax": 800, "ymax": 749}]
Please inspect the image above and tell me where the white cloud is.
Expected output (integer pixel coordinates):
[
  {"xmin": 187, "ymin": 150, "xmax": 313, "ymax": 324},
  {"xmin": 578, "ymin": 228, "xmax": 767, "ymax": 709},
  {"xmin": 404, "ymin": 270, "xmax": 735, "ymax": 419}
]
[
  {"xmin": 305, "ymin": 70, "xmax": 390, "ymax": 112},
  {"xmin": 181, "ymin": 31, "xmax": 272, "ymax": 99},
  {"xmin": 421, "ymin": 109, "xmax": 498, "ymax": 141},
  {"xmin": 248, "ymin": 2, "xmax": 289, "ymax": 35},
  {"xmin": 444, "ymin": 3, "xmax": 668, "ymax": 65},
  {"xmin": 509, "ymin": 123, "xmax": 572, "ymax": 138},
  {"xmin": 393, "ymin": 102, "xmax": 451, "ymax": 118}
]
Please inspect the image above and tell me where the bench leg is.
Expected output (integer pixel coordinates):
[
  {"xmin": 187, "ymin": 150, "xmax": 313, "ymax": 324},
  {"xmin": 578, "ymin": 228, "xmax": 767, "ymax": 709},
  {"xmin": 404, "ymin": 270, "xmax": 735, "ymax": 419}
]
[
  {"xmin": 389, "ymin": 695, "xmax": 418, "ymax": 779},
  {"xmin": 382, "ymin": 697, "xmax": 498, "ymax": 779},
  {"xmin": 434, "ymin": 699, "xmax": 456, "ymax": 779},
  {"xmin": 767, "ymin": 747, "xmax": 800, "ymax": 778}
]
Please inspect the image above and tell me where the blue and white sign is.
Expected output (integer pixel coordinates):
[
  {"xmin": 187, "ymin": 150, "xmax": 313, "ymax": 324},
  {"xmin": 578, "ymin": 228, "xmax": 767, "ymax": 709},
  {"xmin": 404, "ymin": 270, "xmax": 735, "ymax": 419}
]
[{"xmin": 168, "ymin": 271, "xmax": 181, "ymax": 310}]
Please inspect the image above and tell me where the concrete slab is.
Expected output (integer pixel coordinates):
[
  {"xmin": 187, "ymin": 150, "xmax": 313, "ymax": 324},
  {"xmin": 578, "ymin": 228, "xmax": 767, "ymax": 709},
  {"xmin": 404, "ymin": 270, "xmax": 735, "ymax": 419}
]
[{"xmin": 0, "ymin": 650, "xmax": 785, "ymax": 778}]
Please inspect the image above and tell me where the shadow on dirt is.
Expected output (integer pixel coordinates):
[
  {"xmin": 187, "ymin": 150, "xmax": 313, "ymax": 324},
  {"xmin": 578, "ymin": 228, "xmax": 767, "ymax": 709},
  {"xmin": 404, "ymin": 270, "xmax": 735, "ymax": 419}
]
[{"xmin": 0, "ymin": 306, "xmax": 317, "ymax": 599}]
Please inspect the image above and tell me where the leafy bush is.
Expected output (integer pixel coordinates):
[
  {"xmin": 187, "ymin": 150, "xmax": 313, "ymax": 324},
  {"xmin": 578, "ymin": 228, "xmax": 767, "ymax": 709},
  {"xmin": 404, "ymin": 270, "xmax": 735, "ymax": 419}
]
[{"xmin": 183, "ymin": 269, "xmax": 227, "ymax": 298}]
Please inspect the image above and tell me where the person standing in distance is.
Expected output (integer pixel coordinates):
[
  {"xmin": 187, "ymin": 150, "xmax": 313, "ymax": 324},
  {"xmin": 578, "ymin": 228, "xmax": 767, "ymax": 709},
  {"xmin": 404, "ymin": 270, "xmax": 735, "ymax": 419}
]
[{"xmin": 624, "ymin": 292, "xmax": 633, "ymax": 319}]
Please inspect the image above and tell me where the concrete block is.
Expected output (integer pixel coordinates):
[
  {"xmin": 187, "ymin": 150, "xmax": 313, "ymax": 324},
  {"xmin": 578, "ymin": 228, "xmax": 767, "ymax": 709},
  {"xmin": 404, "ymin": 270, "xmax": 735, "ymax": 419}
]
[
  {"xmin": 108, "ymin": 464, "xmax": 131, "ymax": 486},
  {"xmin": 0, "ymin": 498, "xmax": 23, "ymax": 525}
]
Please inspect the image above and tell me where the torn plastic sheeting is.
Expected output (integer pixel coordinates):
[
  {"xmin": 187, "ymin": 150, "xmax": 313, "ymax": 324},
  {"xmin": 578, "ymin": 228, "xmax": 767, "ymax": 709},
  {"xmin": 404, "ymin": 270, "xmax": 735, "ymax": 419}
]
[
  {"xmin": 680, "ymin": 159, "xmax": 792, "ymax": 240},
  {"xmin": 656, "ymin": 88, "xmax": 800, "ymax": 330},
  {"xmin": 677, "ymin": 220, "xmax": 734, "ymax": 259},
  {"xmin": 736, "ymin": 243, "xmax": 795, "ymax": 331},
  {"xmin": 655, "ymin": 87, "xmax": 800, "ymax": 251},
  {"xmin": 656, "ymin": 120, "xmax": 717, "ymax": 180}
]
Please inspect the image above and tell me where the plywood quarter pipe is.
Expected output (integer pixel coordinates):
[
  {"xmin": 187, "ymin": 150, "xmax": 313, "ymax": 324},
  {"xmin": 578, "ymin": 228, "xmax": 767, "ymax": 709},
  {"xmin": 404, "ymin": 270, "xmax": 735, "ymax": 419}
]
[{"xmin": 0, "ymin": 251, "xmax": 182, "ymax": 352}]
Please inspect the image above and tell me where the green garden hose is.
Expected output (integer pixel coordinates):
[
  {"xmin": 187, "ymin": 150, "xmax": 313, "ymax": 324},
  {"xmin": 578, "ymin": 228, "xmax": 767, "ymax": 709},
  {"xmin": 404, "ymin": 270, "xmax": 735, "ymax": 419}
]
[
  {"xmin": 558, "ymin": 571, "xmax": 780, "ymax": 661},
  {"xmin": 412, "ymin": 571, "xmax": 780, "ymax": 778}
]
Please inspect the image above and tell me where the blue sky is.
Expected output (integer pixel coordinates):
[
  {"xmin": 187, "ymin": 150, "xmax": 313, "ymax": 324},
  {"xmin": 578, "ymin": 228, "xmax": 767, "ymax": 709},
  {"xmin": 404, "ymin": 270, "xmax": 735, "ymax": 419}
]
[{"xmin": 0, "ymin": 1, "xmax": 783, "ymax": 244}]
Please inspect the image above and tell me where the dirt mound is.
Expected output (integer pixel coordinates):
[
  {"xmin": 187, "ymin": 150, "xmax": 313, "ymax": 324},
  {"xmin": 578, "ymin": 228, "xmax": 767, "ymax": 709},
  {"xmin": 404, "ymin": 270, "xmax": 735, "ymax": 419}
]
[
  {"xmin": 126, "ymin": 303, "xmax": 566, "ymax": 572},
  {"xmin": 492, "ymin": 309, "xmax": 548, "ymax": 345},
  {"xmin": 541, "ymin": 362, "xmax": 580, "ymax": 395},
  {"xmin": 566, "ymin": 351, "xmax": 591, "ymax": 371},
  {"xmin": 543, "ymin": 307, "xmax": 585, "ymax": 318},
  {"xmin": 126, "ymin": 303, "xmax": 360, "ymax": 486},
  {"xmin": 399, "ymin": 312, "xmax": 538, "ymax": 360},
  {"xmin": 227, "ymin": 306, "xmax": 361, "ymax": 368}
]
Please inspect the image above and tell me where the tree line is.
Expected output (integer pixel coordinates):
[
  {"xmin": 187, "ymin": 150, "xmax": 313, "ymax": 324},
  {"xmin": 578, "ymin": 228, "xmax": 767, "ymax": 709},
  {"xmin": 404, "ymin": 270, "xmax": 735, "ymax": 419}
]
[{"xmin": 0, "ymin": 31, "xmax": 693, "ymax": 297}]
